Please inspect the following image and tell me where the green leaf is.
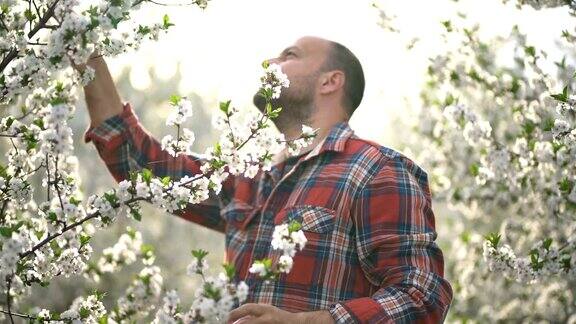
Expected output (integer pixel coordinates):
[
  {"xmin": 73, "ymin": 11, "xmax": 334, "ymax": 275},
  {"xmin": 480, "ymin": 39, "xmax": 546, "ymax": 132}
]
[
  {"xmin": 162, "ymin": 176, "xmax": 171, "ymax": 186},
  {"xmin": 530, "ymin": 252, "xmax": 539, "ymax": 267},
  {"xmin": 485, "ymin": 232, "xmax": 501, "ymax": 248},
  {"xmin": 552, "ymin": 142, "xmax": 565, "ymax": 154},
  {"xmin": 559, "ymin": 177, "xmax": 572, "ymax": 193},
  {"xmin": 441, "ymin": 20, "xmax": 452, "ymax": 32},
  {"xmin": 449, "ymin": 71, "xmax": 460, "ymax": 83},
  {"xmin": 130, "ymin": 208, "xmax": 142, "ymax": 221},
  {"xmin": 126, "ymin": 226, "xmax": 136, "ymax": 238},
  {"xmin": 80, "ymin": 234, "xmax": 91, "ymax": 246},
  {"xmin": 48, "ymin": 212, "xmax": 58, "ymax": 222},
  {"xmin": 214, "ymin": 143, "xmax": 222, "ymax": 156},
  {"xmin": 460, "ymin": 231, "xmax": 471, "ymax": 244},
  {"xmin": 551, "ymin": 86, "xmax": 569, "ymax": 103},
  {"xmin": 69, "ymin": 196, "xmax": 81, "ymax": 206},
  {"xmin": 137, "ymin": 25, "xmax": 151, "ymax": 35},
  {"xmin": 13, "ymin": 221, "xmax": 24, "ymax": 231},
  {"xmin": 261, "ymin": 60, "xmax": 270, "ymax": 69},
  {"xmin": 169, "ymin": 94, "xmax": 181, "ymax": 106},
  {"xmin": 0, "ymin": 227, "xmax": 12, "ymax": 238},
  {"xmin": 509, "ymin": 77, "xmax": 520, "ymax": 95},
  {"xmin": 32, "ymin": 118, "xmax": 44, "ymax": 129},
  {"xmin": 219, "ymin": 100, "xmax": 231, "ymax": 114},
  {"xmin": 98, "ymin": 315, "xmax": 108, "ymax": 324},
  {"xmin": 191, "ymin": 249, "xmax": 209, "ymax": 260},
  {"xmin": 203, "ymin": 281, "xmax": 221, "ymax": 300},
  {"xmin": 542, "ymin": 118, "xmax": 555, "ymax": 132},
  {"xmin": 542, "ymin": 238, "xmax": 553, "ymax": 251},
  {"xmin": 223, "ymin": 263, "xmax": 236, "ymax": 280},
  {"xmin": 265, "ymin": 102, "xmax": 272, "ymax": 115},
  {"xmin": 554, "ymin": 56, "xmax": 567, "ymax": 70},
  {"xmin": 109, "ymin": 15, "xmax": 123, "ymax": 28},
  {"xmin": 141, "ymin": 168, "xmax": 153, "ymax": 183},
  {"xmin": 3, "ymin": 116, "xmax": 14, "ymax": 129},
  {"xmin": 524, "ymin": 46, "xmax": 536, "ymax": 57},
  {"xmin": 288, "ymin": 220, "xmax": 302, "ymax": 233},
  {"xmin": 79, "ymin": 306, "xmax": 90, "ymax": 319},
  {"xmin": 103, "ymin": 192, "xmax": 118, "ymax": 205},
  {"xmin": 469, "ymin": 163, "xmax": 479, "ymax": 177},
  {"xmin": 560, "ymin": 256, "xmax": 571, "ymax": 270},
  {"xmin": 162, "ymin": 14, "xmax": 175, "ymax": 29},
  {"xmin": 141, "ymin": 244, "xmax": 154, "ymax": 256},
  {"xmin": 35, "ymin": 230, "xmax": 44, "ymax": 240},
  {"xmin": 262, "ymin": 258, "xmax": 272, "ymax": 269},
  {"xmin": 50, "ymin": 97, "xmax": 66, "ymax": 106},
  {"xmin": 24, "ymin": 9, "xmax": 37, "ymax": 21},
  {"xmin": 129, "ymin": 170, "xmax": 138, "ymax": 183}
]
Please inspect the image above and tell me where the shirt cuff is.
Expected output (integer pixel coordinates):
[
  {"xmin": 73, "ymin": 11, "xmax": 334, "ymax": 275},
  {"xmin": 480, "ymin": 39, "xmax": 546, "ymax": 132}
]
[
  {"xmin": 83, "ymin": 102, "xmax": 139, "ymax": 150},
  {"xmin": 329, "ymin": 298, "xmax": 388, "ymax": 324}
]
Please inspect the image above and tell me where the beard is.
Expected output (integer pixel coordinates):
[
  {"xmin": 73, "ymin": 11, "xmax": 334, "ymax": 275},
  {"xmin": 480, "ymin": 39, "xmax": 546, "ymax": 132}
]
[{"xmin": 253, "ymin": 75, "xmax": 316, "ymax": 134}]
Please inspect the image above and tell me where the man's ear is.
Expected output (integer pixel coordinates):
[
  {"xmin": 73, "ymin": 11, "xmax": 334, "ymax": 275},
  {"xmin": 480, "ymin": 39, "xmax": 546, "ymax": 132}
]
[{"xmin": 319, "ymin": 70, "xmax": 345, "ymax": 95}]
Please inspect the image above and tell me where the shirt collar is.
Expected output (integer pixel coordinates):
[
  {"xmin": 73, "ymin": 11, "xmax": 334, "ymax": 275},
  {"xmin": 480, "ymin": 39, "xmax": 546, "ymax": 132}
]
[
  {"xmin": 271, "ymin": 121, "xmax": 354, "ymax": 166},
  {"xmin": 310, "ymin": 121, "xmax": 354, "ymax": 155}
]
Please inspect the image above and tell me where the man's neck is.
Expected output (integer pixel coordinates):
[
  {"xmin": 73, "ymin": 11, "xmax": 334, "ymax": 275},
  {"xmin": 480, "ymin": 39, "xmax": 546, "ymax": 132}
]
[{"xmin": 272, "ymin": 113, "xmax": 347, "ymax": 166}]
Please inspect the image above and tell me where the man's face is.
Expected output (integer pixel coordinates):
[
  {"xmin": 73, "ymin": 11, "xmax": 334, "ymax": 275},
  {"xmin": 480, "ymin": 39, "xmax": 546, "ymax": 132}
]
[{"xmin": 253, "ymin": 36, "xmax": 330, "ymax": 133}]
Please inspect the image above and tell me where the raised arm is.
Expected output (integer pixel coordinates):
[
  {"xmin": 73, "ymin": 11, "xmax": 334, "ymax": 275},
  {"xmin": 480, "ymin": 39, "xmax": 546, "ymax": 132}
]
[
  {"xmin": 81, "ymin": 55, "xmax": 232, "ymax": 232},
  {"xmin": 83, "ymin": 55, "xmax": 124, "ymax": 128}
]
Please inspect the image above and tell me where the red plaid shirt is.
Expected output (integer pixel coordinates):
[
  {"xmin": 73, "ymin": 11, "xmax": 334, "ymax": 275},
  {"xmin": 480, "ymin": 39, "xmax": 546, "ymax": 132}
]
[{"xmin": 85, "ymin": 103, "xmax": 453, "ymax": 323}]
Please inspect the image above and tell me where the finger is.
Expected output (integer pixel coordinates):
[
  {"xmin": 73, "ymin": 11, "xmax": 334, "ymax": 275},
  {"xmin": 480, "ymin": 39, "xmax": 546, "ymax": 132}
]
[
  {"xmin": 228, "ymin": 304, "xmax": 266, "ymax": 323},
  {"xmin": 230, "ymin": 315, "xmax": 254, "ymax": 324}
]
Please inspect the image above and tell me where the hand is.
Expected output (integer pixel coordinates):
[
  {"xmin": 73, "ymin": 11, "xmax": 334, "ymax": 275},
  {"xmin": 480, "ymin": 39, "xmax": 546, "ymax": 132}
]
[
  {"xmin": 228, "ymin": 303, "xmax": 334, "ymax": 324},
  {"xmin": 68, "ymin": 50, "xmax": 102, "ymax": 72}
]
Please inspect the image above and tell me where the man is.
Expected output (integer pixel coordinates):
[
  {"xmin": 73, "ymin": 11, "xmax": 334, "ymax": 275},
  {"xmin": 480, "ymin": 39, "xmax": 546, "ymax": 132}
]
[{"xmin": 83, "ymin": 36, "xmax": 453, "ymax": 323}]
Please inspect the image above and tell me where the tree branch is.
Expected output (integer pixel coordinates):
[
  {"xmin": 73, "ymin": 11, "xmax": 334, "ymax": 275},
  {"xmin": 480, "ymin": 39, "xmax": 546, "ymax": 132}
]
[
  {"xmin": 5, "ymin": 276, "xmax": 14, "ymax": 324},
  {"xmin": 0, "ymin": 308, "xmax": 37, "ymax": 321},
  {"xmin": 26, "ymin": 0, "xmax": 60, "ymax": 39},
  {"xmin": 0, "ymin": 0, "xmax": 61, "ymax": 73}
]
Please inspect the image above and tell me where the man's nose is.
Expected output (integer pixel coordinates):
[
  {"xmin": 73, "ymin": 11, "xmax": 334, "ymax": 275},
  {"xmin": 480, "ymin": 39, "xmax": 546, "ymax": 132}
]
[{"xmin": 267, "ymin": 57, "xmax": 280, "ymax": 65}]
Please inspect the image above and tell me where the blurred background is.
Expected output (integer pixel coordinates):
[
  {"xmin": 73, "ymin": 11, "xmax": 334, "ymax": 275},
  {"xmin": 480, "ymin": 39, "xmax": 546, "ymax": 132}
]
[{"xmin": 18, "ymin": 0, "xmax": 574, "ymax": 321}]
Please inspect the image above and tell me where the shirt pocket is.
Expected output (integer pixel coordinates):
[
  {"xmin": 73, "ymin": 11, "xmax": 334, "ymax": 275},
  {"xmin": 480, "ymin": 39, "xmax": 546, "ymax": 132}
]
[{"xmin": 277, "ymin": 205, "xmax": 336, "ymax": 234}]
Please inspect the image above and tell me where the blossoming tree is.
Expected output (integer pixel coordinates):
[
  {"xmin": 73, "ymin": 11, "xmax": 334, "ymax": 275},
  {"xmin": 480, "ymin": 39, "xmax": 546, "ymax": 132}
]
[
  {"xmin": 390, "ymin": 0, "xmax": 576, "ymax": 321},
  {"xmin": 0, "ymin": 0, "xmax": 314, "ymax": 322}
]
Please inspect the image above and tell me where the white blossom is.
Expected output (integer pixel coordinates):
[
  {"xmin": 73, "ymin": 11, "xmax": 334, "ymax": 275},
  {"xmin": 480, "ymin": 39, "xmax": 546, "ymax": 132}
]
[{"xmin": 260, "ymin": 63, "xmax": 290, "ymax": 99}]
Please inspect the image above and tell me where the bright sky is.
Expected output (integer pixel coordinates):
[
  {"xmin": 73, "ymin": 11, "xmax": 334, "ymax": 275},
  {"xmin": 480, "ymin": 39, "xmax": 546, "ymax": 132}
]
[{"xmin": 107, "ymin": 0, "xmax": 572, "ymax": 143}]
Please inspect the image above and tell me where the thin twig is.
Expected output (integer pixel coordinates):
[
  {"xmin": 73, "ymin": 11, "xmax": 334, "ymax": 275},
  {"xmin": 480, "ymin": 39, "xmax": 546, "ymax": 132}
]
[
  {"xmin": 32, "ymin": 0, "xmax": 42, "ymax": 19},
  {"xmin": 53, "ymin": 156, "xmax": 66, "ymax": 219},
  {"xmin": 0, "ymin": 200, "xmax": 8, "ymax": 225},
  {"xmin": 0, "ymin": 308, "xmax": 37, "ymax": 320},
  {"xmin": 27, "ymin": 41, "xmax": 48, "ymax": 46},
  {"xmin": 28, "ymin": 0, "xmax": 32, "ymax": 34},
  {"xmin": 0, "ymin": 15, "xmax": 9, "ymax": 31},
  {"xmin": 19, "ymin": 209, "xmax": 103, "ymax": 259},
  {"xmin": 146, "ymin": 0, "xmax": 197, "ymax": 6},
  {"xmin": 46, "ymin": 153, "xmax": 51, "ymax": 202},
  {"xmin": 0, "ymin": 0, "xmax": 61, "ymax": 73},
  {"xmin": 5, "ymin": 275, "xmax": 14, "ymax": 324},
  {"xmin": 27, "ymin": 0, "xmax": 60, "ymax": 39}
]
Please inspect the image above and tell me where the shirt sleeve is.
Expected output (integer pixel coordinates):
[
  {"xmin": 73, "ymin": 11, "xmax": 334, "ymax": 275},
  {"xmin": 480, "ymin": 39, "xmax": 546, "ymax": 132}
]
[
  {"xmin": 329, "ymin": 155, "xmax": 453, "ymax": 323},
  {"xmin": 84, "ymin": 102, "xmax": 233, "ymax": 232}
]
